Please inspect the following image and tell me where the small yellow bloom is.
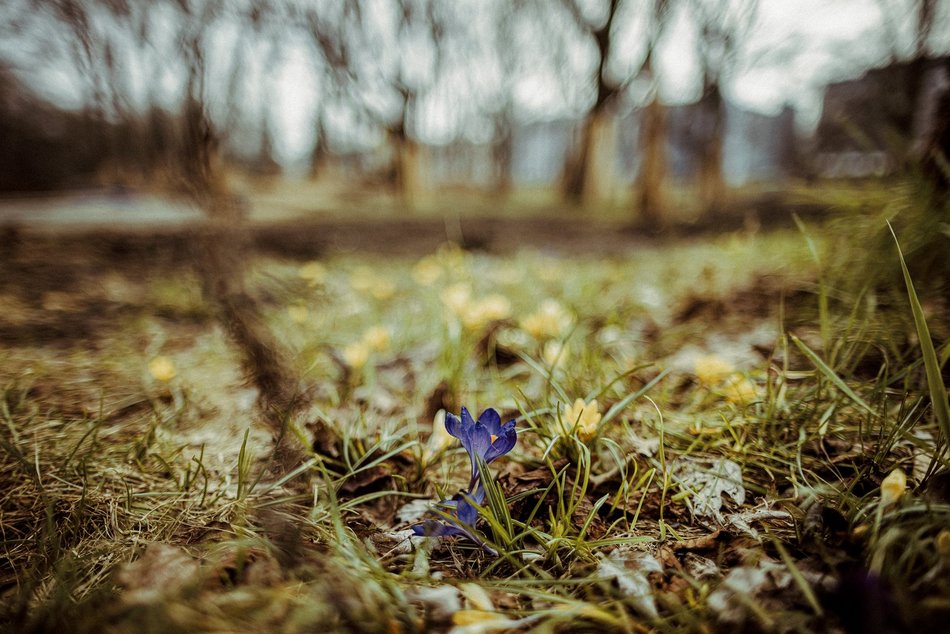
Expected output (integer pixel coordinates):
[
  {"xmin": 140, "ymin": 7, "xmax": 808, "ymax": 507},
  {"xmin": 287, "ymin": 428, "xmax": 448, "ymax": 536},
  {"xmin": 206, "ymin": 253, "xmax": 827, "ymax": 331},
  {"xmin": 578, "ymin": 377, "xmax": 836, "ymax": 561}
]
[
  {"xmin": 362, "ymin": 325, "xmax": 391, "ymax": 352},
  {"xmin": 542, "ymin": 340, "xmax": 569, "ymax": 368},
  {"xmin": 480, "ymin": 295, "xmax": 511, "ymax": 318},
  {"xmin": 436, "ymin": 242, "xmax": 467, "ymax": 273},
  {"xmin": 370, "ymin": 280, "xmax": 396, "ymax": 301},
  {"xmin": 350, "ymin": 266, "xmax": 377, "ymax": 292},
  {"xmin": 287, "ymin": 305, "xmax": 309, "ymax": 324},
  {"xmin": 440, "ymin": 282, "xmax": 472, "ymax": 317},
  {"xmin": 298, "ymin": 261, "xmax": 327, "ymax": 285},
  {"xmin": 412, "ymin": 256, "xmax": 442, "ymax": 286},
  {"xmin": 349, "ymin": 266, "xmax": 396, "ymax": 300},
  {"xmin": 880, "ymin": 468, "xmax": 907, "ymax": 506},
  {"xmin": 521, "ymin": 299, "xmax": 573, "ymax": 339},
  {"xmin": 694, "ymin": 354, "xmax": 734, "ymax": 385},
  {"xmin": 935, "ymin": 529, "xmax": 950, "ymax": 557},
  {"xmin": 458, "ymin": 582, "xmax": 494, "ymax": 610},
  {"xmin": 451, "ymin": 610, "xmax": 507, "ymax": 626},
  {"xmin": 563, "ymin": 398, "xmax": 602, "ymax": 441},
  {"xmin": 536, "ymin": 258, "xmax": 563, "ymax": 282},
  {"xmin": 342, "ymin": 341, "xmax": 371, "ymax": 370},
  {"xmin": 461, "ymin": 294, "xmax": 511, "ymax": 331},
  {"xmin": 148, "ymin": 356, "xmax": 176, "ymax": 382},
  {"xmin": 723, "ymin": 374, "xmax": 759, "ymax": 404},
  {"xmin": 489, "ymin": 263, "xmax": 524, "ymax": 285}
]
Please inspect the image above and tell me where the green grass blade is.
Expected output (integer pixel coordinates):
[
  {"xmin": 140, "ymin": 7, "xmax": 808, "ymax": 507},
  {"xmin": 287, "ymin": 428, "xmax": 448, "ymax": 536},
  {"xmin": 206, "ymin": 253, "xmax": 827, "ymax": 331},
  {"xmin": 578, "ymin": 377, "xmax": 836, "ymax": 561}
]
[
  {"xmin": 477, "ymin": 455, "xmax": 514, "ymax": 546},
  {"xmin": 601, "ymin": 369, "xmax": 670, "ymax": 426},
  {"xmin": 794, "ymin": 214, "xmax": 830, "ymax": 352},
  {"xmin": 888, "ymin": 222, "xmax": 950, "ymax": 447},
  {"xmin": 769, "ymin": 532, "xmax": 823, "ymax": 616},
  {"xmin": 790, "ymin": 334, "xmax": 875, "ymax": 415},
  {"xmin": 516, "ymin": 350, "xmax": 570, "ymax": 404}
]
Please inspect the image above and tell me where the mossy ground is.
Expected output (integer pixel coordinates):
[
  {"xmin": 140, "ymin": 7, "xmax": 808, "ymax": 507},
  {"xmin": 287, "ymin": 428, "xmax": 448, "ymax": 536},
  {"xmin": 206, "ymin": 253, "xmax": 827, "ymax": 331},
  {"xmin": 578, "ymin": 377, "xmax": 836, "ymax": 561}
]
[{"xmin": 1, "ymin": 210, "xmax": 948, "ymax": 633}]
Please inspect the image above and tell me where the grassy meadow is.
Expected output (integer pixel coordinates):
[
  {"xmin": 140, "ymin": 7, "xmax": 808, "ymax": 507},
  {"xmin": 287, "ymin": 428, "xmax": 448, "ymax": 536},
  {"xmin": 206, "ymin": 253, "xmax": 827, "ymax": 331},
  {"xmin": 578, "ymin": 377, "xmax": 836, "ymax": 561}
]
[{"xmin": 1, "ymin": 194, "xmax": 949, "ymax": 633}]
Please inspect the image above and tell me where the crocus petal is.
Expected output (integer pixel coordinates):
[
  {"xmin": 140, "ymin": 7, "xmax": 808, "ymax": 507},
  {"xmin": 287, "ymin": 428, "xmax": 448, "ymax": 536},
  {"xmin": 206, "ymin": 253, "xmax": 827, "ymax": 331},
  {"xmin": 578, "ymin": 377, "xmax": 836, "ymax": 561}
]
[
  {"xmin": 451, "ymin": 408, "xmax": 481, "ymax": 481},
  {"xmin": 460, "ymin": 407, "xmax": 477, "ymax": 428},
  {"xmin": 412, "ymin": 521, "xmax": 496, "ymax": 555},
  {"xmin": 412, "ymin": 520, "xmax": 468, "ymax": 538},
  {"xmin": 484, "ymin": 421, "xmax": 517, "ymax": 463},
  {"xmin": 467, "ymin": 484, "xmax": 486, "ymax": 506},
  {"xmin": 477, "ymin": 408, "xmax": 501, "ymax": 435},
  {"xmin": 469, "ymin": 422, "xmax": 492, "ymax": 459},
  {"xmin": 455, "ymin": 497, "xmax": 479, "ymax": 526},
  {"xmin": 412, "ymin": 489, "xmax": 496, "ymax": 554},
  {"xmin": 444, "ymin": 411, "xmax": 463, "ymax": 439}
]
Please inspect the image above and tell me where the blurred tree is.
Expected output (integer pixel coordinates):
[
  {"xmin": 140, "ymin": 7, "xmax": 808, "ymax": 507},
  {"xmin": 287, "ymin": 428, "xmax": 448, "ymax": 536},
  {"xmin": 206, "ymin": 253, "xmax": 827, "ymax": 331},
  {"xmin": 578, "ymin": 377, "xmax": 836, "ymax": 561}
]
[
  {"xmin": 246, "ymin": 5, "xmax": 285, "ymax": 178},
  {"xmin": 0, "ymin": 64, "xmax": 104, "ymax": 191},
  {"xmin": 29, "ymin": 0, "xmax": 335, "ymax": 468},
  {"xmin": 557, "ymin": 0, "xmax": 623, "ymax": 207},
  {"xmin": 876, "ymin": 0, "xmax": 941, "ymax": 62},
  {"xmin": 634, "ymin": 0, "xmax": 672, "ymax": 227},
  {"xmin": 179, "ymin": 0, "xmax": 338, "ymax": 465},
  {"xmin": 686, "ymin": 0, "xmax": 759, "ymax": 216},
  {"xmin": 487, "ymin": 1, "xmax": 524, "ymax": 197},
  {"xmin": 341, "ymin": 0, "xmax": 448, "ymax": 209},
  {"xmin": 296, "ymin": 0, "xmax": 360, "ymax": 179}
]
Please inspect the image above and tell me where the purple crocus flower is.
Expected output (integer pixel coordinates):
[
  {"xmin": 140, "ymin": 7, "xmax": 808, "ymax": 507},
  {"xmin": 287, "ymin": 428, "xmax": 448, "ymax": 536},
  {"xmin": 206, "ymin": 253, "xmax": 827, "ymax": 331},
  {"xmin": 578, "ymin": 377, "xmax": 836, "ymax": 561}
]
[
  {"xmin": 445, "ymin": 407, "xmax": 517, "ymax": 489},
  {"xmin": 410, "ymin": 407, "xmax": 515, "ymax": 555}
]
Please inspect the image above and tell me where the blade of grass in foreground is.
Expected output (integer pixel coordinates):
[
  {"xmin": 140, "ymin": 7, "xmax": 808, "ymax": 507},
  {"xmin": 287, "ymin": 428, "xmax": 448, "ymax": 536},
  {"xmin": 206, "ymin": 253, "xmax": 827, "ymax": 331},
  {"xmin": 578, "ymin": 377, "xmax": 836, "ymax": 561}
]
[
  {"xmin": 601, "ymin": 369, "xmax": 670, "ymax": 426},
  {"xmin": 793, "ymin": 214, "xmax": 830, "ymax": 353},
  {"xmin": 888, "ymin": 221, "xmax": 950, "ymax": 448},
  {"xmin": 790, "ymin": 334, "xmax": 875, "ymax": 415}
]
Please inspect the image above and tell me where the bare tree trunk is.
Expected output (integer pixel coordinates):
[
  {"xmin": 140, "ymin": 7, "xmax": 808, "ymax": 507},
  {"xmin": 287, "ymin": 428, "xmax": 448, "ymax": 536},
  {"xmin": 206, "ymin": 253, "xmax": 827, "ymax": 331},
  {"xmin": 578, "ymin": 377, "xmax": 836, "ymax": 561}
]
[
  {"xmin": 49, "ymin": 0, "xmax": 329, "ymax": 481},
  {"xmin": 391, "ymin": 125, "xmax": 421, "ymax": 210},
  {"xmin": 254, "ymin": 113, "xmax": 280, "ymax": 177},
  {"xmin": 697, "ymin": 83, "xmax": 725, "ymax": 216},
  {"xmin": 309, "ymin": 116, "xmax": 329, "ymax": 180},
  {"xmin": 491, "ymin": 109, "xmax": 513, "ymax": 197},
  {"xmin": 562, "ymin": 107, "xmax": 613, "ymax": 207},
  {"xmin": 584, "ymin": 109, "xmax": 615, "ymax": 206},
  {"xmin": 698, "ymin": 141, "xmax": 724, "ymax": 215},
  {"xmin": 179, "ymin": 80, "xmax": 332, "ymax": 476},
  {"xmin": 560, "ymin": 0, "xmax": 620, "ymax": 208},
  {"xmin": 636, "ymin": 96, "xmax": 666, "ymax": 227},
  {"xmin": 561, "ymin": 120, "xmax": 589, "ymax": 204}
]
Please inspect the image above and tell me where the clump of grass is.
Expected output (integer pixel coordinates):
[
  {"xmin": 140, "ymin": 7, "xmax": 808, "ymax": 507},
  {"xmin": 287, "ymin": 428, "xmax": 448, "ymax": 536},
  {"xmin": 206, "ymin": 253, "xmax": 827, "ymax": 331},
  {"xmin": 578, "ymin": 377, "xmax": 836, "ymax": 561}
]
[{"xmin": 825, "ymin": 176, "xmax": 950, "ymax": 305}]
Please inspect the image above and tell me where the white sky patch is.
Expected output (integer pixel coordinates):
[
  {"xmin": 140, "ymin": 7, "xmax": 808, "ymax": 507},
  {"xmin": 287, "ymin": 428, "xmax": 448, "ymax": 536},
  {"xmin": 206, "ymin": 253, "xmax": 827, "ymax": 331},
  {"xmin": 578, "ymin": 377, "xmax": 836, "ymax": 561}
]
[
  {"xmin": 655, "ymin": 5, "xmax": 703, "ymax": 105},
  {"xmin": 514, "ymin": 74, "xmax": 569, "ymax": 121},
  {"xmin": 271, "ymin": 44, "xmax": 320, "ymax": 163},
  {"xmin": 728, "ymin": 0, "xmax": 900, "ymax": 130}
]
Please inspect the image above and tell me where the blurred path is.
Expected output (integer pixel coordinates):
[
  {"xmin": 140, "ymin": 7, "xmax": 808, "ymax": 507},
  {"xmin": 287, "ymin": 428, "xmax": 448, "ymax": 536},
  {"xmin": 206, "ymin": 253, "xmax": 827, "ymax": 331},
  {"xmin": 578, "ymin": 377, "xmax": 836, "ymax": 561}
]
[
  {"xmin": 0, "ymin": 190, "xmax": 204, "ymax": 231},
  {"xmin": 0, "ymin": 190, "xmax": 826, "ymax": 257}
]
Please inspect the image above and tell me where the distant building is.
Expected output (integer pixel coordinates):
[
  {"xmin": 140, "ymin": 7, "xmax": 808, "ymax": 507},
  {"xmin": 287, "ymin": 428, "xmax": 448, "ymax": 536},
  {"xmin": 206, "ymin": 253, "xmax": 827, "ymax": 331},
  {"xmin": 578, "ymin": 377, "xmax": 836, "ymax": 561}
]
[
  {"xmin": 813, "ymin": 56, "xmax": 950, "ymax": 178},
  {"xmin": 722, "ymin": 104, "xmax": 798, "ymax": 185},
  {"xmin": 510, "ymin": 102, "xmax": 798, "ymax": 188},
  {"xmin": 419, "ymin": 100, "xmax": 800, "ymax": 191},
  {"xmin": 511, "ymin": 119, "xmax": 575, "ymax": 185},
  {"xmin": 427, "ymin": 141, "xmax": 495, "ymax": 188}
]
